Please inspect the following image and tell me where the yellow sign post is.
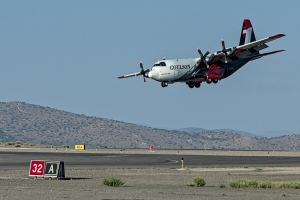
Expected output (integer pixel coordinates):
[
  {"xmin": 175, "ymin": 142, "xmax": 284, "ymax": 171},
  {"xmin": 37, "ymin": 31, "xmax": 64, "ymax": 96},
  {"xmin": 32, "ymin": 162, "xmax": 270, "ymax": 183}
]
[{"xmin": 75, "ymin": 144, "xmax": 85, "ymax": 150}]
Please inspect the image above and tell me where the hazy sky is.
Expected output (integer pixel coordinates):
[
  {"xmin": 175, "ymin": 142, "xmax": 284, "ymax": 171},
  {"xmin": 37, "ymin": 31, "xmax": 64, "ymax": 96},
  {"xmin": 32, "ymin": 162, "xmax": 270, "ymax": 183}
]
[{"xmin": 0, "ymin": 1, "xmax": 298, "ymax": 136}]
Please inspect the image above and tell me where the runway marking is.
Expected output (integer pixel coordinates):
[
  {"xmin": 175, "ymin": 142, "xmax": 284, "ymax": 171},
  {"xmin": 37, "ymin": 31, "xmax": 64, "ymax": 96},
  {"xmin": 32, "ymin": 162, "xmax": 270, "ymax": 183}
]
[
  {"xmin": 105, "ymin": 155, "xmax": 129, "ymax": 158},
  {"xmin": 166, "ymin": 160, "xmax": 178, "ymax": 164}
]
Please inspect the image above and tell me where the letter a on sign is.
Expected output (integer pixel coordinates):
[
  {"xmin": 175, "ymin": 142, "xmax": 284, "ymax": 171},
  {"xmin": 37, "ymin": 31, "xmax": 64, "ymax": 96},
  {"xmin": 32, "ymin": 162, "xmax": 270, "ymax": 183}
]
[
  {"xmin": 44, "ymin": 161, "xmax": 59, "ymax": 178},
  {"xmin": 48, "ymin": 164, "xmax": 54, "ymax": 173}
]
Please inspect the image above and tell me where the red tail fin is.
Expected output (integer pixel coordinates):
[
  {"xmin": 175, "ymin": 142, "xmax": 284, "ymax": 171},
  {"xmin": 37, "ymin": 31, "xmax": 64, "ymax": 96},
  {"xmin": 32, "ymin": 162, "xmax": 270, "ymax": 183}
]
[{"xmin": 239, "ymin": 19, "xmax": 256, "ymax": 45}]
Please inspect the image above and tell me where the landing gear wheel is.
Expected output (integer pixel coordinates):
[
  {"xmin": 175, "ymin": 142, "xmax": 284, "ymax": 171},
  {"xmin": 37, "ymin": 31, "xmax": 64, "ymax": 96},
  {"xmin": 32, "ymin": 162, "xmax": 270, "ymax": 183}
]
[
  {"xmin": 195, "ymin": 83, "xmax": 201, "ymax": 88},
  {"xmin": 161, "ymin": 82, "xmax": 168, "ymax": 87},
  {"xmin": 188, "ymin": 83, "xmax": 194, "ymax": 88},
  {"xmin": 212, "ymin": 79, "xmax": 218, "ymax": 84},
  {"xmin": 206, "ymin": 79, "xmax": 212, "ymax": 84}
]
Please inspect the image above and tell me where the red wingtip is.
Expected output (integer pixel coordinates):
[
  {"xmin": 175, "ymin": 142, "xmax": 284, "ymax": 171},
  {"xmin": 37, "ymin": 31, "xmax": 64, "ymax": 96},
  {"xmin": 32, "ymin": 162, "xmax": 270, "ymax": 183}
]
[
  {"xmin": 269, "ymin": 34, "xmax": 286, "ymax": 39},
  {"xmin": 117, "ymin": 76, "xmax": 124, "ymax": 79}
]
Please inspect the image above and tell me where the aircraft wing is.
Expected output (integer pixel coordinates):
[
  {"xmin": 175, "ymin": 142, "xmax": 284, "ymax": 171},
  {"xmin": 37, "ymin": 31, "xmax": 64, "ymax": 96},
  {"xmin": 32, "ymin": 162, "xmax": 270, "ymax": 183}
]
[
  {"xmin": 208, "ymin": 34, "xmax": 285, "ymax": 65},
  {"xmin": 118, "ymin": 72, "xmax": 142, "ymax": 79},
  {"xmin": 237, "ymin": 34, "xmax": 285, "ymax": 50}
]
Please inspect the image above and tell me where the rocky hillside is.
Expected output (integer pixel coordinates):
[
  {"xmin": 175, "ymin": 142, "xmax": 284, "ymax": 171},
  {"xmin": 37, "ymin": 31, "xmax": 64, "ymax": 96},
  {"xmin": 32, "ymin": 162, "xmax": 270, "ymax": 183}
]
[{"xmin": 0, "ymin": 101, "xmax": 299, "ymax": 150}]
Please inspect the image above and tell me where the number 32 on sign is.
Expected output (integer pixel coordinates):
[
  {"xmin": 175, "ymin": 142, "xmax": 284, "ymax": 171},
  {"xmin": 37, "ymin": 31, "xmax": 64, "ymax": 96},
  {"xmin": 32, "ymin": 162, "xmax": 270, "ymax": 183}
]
[{"xmin": 29, "ymin": 160, "xmax": 45, "ymax": 177}]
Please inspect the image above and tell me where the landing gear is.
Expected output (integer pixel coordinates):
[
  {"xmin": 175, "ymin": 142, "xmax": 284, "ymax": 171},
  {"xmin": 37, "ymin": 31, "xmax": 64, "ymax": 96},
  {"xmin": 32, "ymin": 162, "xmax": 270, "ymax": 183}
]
[
  {"xmin": 206, "ymin": 79, "xmax": 212, "ymax": 84},
  {"xmin": 186, "ymin": 82, "xmax": 201, "ymax": 89},
  {"xmin": 212, "ymin": 79, "xmax": 218, "ymax": 84},
  {"xmin": 188, "ymin": 83, "xmax": 194, "ymax": 88},
  {"xmin": 195, "ymin": 83, "xmax": 201, "ymax": 88},
  {"xmin": 161, "ymin": 82, "xmax": 168, "ymax": 87}
]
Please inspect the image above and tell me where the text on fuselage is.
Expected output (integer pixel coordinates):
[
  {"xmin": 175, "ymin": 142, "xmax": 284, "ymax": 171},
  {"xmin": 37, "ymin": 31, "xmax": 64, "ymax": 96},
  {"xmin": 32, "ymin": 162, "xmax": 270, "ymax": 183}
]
[{"xmin": 170, "ymin": 65, "xmax": 190, "ymax": 70}]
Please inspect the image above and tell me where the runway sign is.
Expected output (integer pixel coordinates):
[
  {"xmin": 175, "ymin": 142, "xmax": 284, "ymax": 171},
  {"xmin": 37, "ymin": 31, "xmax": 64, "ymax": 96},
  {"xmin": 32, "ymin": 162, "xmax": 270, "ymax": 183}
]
[
  {"xmin": 44, "ymin": 161, "xmax": 65, "ymax": 178},
  {"xmin": 75, "ymin": 144, "xmax": 85, "ymax": 150},
  {"xmin": 29, "ymin": 160, "xmax": 45, "ymax": 177}
]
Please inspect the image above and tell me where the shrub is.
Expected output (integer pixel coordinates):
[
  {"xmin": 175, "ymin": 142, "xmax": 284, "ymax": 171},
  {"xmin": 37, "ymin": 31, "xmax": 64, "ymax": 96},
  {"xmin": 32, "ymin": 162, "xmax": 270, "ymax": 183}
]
[
  {"xmin": 194, "ymin": 176, "xmax": 206, "ymax": 187},
  {"xmin": 102, "ymin": 177, "xmax": 125, "ymax": 187},
  {"xmin": 218, "ymin": 184, "xmax": 226, "ymax": 188},
  {"xmin": 229, "ymin": 179, "xmax": 300, "ymax": 189},
  {"xmin": 185, "ymin": 176, "xmax": 206, "ymax": 187},
  {"xmin": 185, "ymin": 183, "xmax": 195, "ymax": 187},
  {"xmin": 255, "ymin": 167, "xmax": 263, "ymax": 172},
  {"xmin": 243, "ymin": 165, "xmax": 248, "ymax": 168}
]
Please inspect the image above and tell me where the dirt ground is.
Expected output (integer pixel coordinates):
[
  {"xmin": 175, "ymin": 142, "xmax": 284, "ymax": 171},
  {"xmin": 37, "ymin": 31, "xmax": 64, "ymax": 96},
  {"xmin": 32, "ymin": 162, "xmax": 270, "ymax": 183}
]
[{"xmin": 1, "ymin": 167, "xmax": 300, "ymax": 200}]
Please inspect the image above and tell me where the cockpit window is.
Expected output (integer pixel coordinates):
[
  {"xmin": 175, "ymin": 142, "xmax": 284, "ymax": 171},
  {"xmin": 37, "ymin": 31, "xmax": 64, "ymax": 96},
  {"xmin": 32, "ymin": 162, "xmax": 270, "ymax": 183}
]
[
  {"xmin": 153, "ymin": 62, "xmax": 166, "ymax": 67},
  {"xmin": 160, "ymin": 62, "xmax": 166, "ymax": 66}
]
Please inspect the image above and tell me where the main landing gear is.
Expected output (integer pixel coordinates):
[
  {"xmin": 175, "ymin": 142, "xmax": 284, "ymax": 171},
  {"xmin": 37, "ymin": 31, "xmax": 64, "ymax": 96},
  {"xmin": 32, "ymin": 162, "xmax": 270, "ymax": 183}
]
[
  {"xmin": 161, "ymin": 82, "xmax": 168, "ymax": 87},
  {"xmin": 205, "ymin": 79, "xmax": 219, "ymax": 84},
  {"xmin": 186, "ymin": 82, "xmax": 201, "ymax": 89},
  {"xmin": 186, "ymin": 79, "xmax": 219, "ymax": 88}
]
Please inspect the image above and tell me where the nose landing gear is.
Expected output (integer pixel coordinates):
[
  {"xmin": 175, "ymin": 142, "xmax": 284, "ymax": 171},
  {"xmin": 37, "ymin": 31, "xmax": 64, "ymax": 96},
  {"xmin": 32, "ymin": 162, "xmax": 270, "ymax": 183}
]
[{"xmin": 161, "ymin": 82, "xmax": 168, "ymax": 87}]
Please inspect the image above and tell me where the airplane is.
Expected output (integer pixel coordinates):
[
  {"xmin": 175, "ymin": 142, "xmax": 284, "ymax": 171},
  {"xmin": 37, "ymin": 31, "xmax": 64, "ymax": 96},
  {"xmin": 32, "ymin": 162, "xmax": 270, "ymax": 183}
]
[{"xmin": 118, "ymin": 19, "xmax": 285, "ymax": 88}]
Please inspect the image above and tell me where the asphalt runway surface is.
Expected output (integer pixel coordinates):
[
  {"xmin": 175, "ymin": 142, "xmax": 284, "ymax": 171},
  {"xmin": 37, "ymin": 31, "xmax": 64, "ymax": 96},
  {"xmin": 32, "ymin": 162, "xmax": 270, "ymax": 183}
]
[{"xmin": 1, "ymin": 151, "xmax": 300, "ymax": 170}]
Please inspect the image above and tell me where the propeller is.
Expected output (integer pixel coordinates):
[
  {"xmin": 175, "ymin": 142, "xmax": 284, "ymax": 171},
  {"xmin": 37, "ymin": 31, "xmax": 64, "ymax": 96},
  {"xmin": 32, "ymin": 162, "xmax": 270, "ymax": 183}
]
[
  {"xmin": 197, "ymin": 48, "xmax": 210, "ymax": 68},
  {"xmin": 139, "ymin": 61, "xmax": 148, "ymax": 84},
  {"xmin": 219, "ymin": 39, "xmax": 232, "ymax": 63}
]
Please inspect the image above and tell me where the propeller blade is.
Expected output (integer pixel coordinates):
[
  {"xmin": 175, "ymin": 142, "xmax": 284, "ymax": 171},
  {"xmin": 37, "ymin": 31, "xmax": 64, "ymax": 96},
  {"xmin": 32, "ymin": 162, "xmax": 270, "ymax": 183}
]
[
  {"xmin": 197, "ymin": 48, "xmax": 210, "ymax": 68},
  {"xmin": 224, "ymin": 55, "xmax": 228, "ymax": 63},
  {"xmin": 140, "ymin": 61, "xmax": 144, "ymax": 71},
  {"xmin": 139, "ymin": 61, "xmax": 147, "ymax": 84},
  {"xmin": 197, "ymin": 48, "xmax": 204, "ymax": 57},
  {"xmin": 221, "ymin": 39, "xmax": 228, "ymax": 63},
  {"xmin": 221, "ymin": 39, "xmax": 226, "ymax": 51},
  {"xmin": 204, "ymin": 50, "xmax": 210, "ymax": 58}
]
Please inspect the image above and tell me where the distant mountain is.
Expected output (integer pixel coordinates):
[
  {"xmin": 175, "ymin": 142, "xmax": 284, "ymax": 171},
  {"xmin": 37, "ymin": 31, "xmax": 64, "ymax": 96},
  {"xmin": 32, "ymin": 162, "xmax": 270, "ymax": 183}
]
[
  {"xmin": 263, "ymin": 130, "xmax": 300, "ymax": 138},
  {"xmin": 176, "ymin": 127, "xmax": 207, "ymax": 133},
  {"xmin": 177, "ymin": 127, "xmax": 262, "ymax": 138},
  {"xmin": 0, "ymin": 101, "xmax": 299, "ymax": 150}
]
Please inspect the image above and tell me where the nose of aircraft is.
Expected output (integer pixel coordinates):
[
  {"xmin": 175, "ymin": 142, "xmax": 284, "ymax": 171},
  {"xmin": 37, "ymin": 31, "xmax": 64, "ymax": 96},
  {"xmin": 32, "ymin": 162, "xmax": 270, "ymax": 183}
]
[{"xmin": 148, "ymin": 69, "xmax": 159, "ymax": 80}]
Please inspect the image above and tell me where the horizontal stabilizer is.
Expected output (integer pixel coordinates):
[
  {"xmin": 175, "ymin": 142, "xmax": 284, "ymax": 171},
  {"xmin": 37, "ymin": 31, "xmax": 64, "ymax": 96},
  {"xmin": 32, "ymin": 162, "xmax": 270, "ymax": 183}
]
[{"xmin": 248, "ymin": 50, "xmax": 285, "ymax": 60}]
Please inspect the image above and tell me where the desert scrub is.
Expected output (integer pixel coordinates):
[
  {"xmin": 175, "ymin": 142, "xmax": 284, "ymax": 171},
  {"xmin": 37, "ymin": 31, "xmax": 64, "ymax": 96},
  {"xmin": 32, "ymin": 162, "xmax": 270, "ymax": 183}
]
[
  {"xmin": 218, "ymin": 183, "xmax": 226, "ymax": 188},
  {"xmin": 102, "ymin": 177, "xmax": 125, "ymax": 187},
  {"xmin": 185, "ymin": 176, "xmax": 206, "ymax": 187},
  {"xmin": 229, "ymin": 179, "xmax": 300, "ymax": 189},
  {"xmin": 254, "ymin": 167, "xmax": 263, "ymax": 172}
]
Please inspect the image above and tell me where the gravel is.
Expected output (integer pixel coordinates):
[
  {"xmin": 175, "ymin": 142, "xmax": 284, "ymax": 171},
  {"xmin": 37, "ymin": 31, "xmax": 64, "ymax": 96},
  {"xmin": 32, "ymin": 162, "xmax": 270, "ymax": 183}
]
[{"xmin": 1, "ymin": 167, "xmax": 300, "ymax": 200}]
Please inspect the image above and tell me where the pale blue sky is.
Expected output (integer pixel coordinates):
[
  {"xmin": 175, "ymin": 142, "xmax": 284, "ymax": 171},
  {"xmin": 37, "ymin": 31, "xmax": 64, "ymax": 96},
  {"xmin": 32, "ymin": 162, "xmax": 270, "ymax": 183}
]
[{"xmin": 0, "ymin": 1, "xmax": 298, "ymax": 136}]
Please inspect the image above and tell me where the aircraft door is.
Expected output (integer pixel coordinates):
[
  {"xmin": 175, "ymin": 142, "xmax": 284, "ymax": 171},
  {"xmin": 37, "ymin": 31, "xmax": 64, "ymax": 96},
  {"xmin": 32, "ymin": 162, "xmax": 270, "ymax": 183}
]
[{"xmin": 174, "ymin": 70, "xmax": 179, "ymax": 78}]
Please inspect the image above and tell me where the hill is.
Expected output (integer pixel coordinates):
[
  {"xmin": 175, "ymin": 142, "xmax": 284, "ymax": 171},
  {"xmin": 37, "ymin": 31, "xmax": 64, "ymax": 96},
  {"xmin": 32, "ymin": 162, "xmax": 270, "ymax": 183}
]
[
  {"xmin": 176, "ymin": 127, "xmax": 262, "ymax": 138},
  {"xmin": 0, "ymin": 101, "xmax": 299, "ymax": 150}
]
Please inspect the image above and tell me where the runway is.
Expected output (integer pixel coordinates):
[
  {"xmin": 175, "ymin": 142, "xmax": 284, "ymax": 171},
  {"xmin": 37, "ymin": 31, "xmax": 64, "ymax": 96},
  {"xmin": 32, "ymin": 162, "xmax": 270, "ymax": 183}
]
[{"xmin": 1, "ymin": 150, "xmax": 300, "ymax": 170}]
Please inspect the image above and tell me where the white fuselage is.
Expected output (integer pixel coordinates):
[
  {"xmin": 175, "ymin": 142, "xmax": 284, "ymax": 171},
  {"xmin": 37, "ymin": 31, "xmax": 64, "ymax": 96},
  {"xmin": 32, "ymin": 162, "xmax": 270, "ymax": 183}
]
[{"xmin": 147, "ymin": 58, "xmax": 198, "ymax": 83}]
